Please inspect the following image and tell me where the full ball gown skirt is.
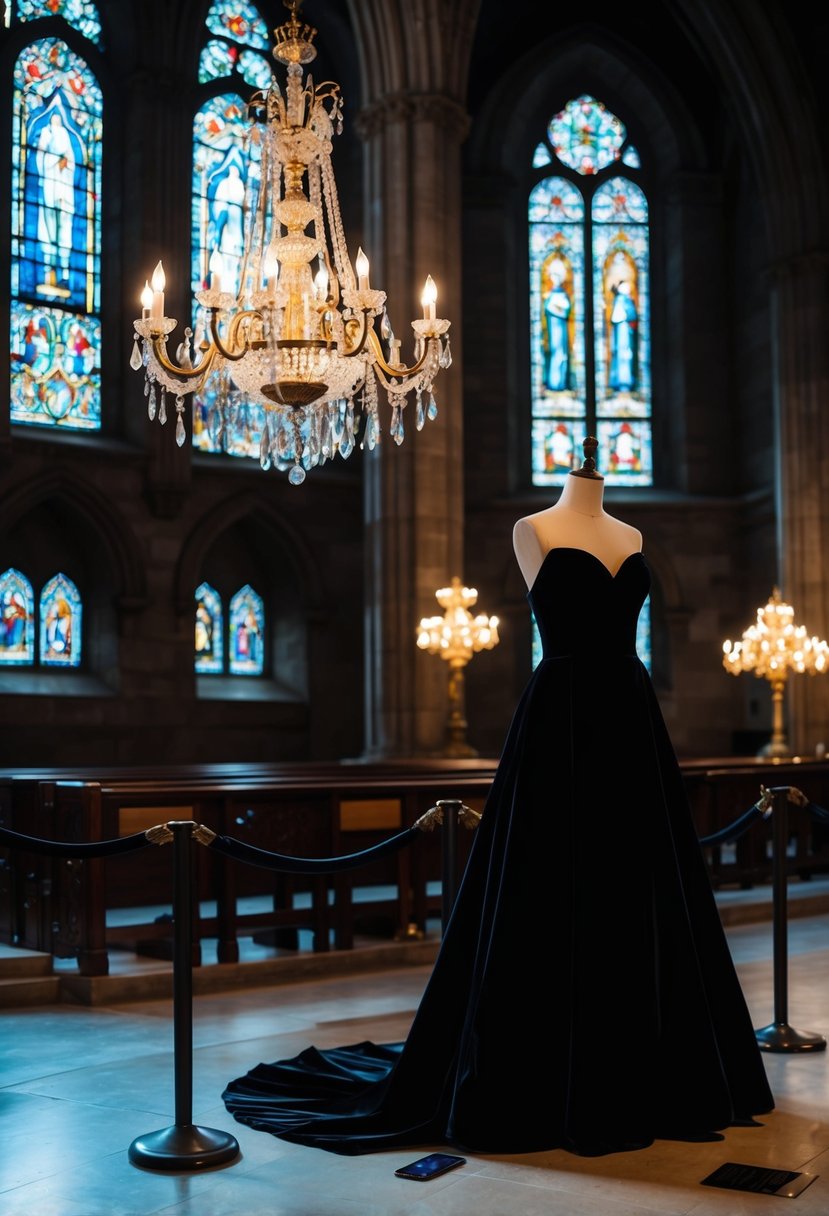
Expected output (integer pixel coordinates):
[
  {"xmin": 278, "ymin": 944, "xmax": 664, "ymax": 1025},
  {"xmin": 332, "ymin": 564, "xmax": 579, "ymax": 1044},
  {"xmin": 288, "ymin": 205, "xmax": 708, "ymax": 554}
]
[{"xmin": 223, "ymin": 548, "xmax": 774, "ymax": 1156}]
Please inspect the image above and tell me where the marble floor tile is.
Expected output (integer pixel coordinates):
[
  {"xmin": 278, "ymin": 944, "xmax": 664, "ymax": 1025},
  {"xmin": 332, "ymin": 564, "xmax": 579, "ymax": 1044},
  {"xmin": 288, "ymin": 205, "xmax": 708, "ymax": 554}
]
[{"xmin": 3, "ymin": 917, "xmax": 829, "ymax": 1216}]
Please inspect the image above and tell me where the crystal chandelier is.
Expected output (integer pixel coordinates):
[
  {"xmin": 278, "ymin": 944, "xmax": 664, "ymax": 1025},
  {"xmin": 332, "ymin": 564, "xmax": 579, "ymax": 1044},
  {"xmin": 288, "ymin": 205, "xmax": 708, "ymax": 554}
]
[
  {"xmin": 129, "ymin": 0, "xmax": 451, "ymax": 485},
  {"xmin": 723, "ymin": 586, "xmax": 828, "ymax": 757},
  {"xmin": 417, "ymin": 578, "xmax": 500, "ymax": 757}
]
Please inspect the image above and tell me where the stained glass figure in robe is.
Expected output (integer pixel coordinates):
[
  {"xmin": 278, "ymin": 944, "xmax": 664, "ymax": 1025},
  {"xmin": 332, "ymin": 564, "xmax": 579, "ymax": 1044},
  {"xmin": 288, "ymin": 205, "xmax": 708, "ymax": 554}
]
[
  {"xmin": 195, "ymin": 581, "xmax": 224, "ymax": 674},
  {"xmin": 229, "ymin": 585, "xmax": 264, "ymax": 676},
  {"xmin": 0, "ymin": 569, "xmax": 34, "ymax": 665},
  {"xmin": 39, "ymin": 572, "xmax": 82, "ymax": 666}
]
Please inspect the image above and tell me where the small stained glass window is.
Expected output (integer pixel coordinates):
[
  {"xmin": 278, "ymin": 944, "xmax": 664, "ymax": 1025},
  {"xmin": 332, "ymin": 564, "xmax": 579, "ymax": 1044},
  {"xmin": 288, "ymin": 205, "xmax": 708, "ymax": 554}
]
[
  {"xmin": 228, "ymin": 584, "xmax": 265, "ymax": 675},
  {"xmin": 0, "ymin": 568, "xmax": 35, "ymax": 665},
  {"xmin": 39, "ymin": 571, "xmax": 82, "ymax": 666},
  {"xmin": 195, "ymin": 581, "xmax": 224, "ymax": 673},
  {"xmin": 548, "ymin": 95, "xmax": 626, "ymax": 176}
]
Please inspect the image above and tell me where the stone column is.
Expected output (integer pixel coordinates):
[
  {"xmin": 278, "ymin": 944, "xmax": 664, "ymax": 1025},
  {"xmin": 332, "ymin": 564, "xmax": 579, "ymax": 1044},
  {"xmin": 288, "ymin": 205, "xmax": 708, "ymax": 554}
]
[
  {"xmin": 356, "ymin": 88, "xmax": 469, "ymax": 757},
  {"xmin": 772, "ymin": 255, "xmax": 829, "ymax": 756}
]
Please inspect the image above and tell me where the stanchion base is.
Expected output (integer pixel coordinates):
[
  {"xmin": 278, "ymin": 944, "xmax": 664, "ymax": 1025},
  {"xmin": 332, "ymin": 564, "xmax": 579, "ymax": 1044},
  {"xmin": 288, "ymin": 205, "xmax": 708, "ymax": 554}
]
[
  {"xmin": 129, "ymin": 1123, "xmax": 240, "ymax": 1170},
  {"xmin": 755, "ymin": 1022, "xmax": 827, "ymax": 1053}
]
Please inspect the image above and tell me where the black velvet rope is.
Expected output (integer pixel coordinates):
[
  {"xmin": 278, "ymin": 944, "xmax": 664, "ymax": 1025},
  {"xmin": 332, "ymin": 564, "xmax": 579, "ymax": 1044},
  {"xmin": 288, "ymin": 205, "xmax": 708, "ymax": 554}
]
[
  {"xmin": 698, "ymin": 804, "xmax": 765, "ymax": 848},
  {"xmin": 206, "ymin": 825, "xmax": 421, "ymax": 873},
  {"xmin": 0, "ymin": 824, "xmax": 153, "ymax": 858},
  {"xmin": 1, "ymin": 794, "xmax": 827, "ymax": 870}
]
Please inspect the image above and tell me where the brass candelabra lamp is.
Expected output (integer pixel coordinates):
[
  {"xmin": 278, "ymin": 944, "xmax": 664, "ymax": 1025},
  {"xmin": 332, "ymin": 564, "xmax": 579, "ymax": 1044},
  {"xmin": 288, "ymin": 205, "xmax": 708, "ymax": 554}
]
[
  {"xmin": 723, "ymin": 587, "xmax": 829, "ymax": 758},
  {"xmin": 417, "ymin": 577, "xmax": 499, "ymax": 758}
]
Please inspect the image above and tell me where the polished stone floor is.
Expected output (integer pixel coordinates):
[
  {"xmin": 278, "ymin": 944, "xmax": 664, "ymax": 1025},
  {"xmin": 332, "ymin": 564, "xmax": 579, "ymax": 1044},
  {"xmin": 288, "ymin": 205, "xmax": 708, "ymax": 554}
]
[{"xmin": 3, "ymin": 915, "xmax": 829, "ymax": 1216}]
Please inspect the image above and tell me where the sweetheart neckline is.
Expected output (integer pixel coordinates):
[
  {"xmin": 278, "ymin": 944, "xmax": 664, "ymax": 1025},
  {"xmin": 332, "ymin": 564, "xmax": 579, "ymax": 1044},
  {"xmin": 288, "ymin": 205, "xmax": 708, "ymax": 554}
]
[{"xmin": 526, "ymin": 547, "xmax": 645, "ymax": 597}]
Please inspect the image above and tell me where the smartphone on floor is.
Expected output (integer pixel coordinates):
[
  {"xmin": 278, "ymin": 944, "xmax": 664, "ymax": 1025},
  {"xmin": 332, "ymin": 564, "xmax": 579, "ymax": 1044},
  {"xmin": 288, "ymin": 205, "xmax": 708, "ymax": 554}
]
[{"xmin": 394, "ymin": 1152, "xmax": 466, "ymax": 1181}]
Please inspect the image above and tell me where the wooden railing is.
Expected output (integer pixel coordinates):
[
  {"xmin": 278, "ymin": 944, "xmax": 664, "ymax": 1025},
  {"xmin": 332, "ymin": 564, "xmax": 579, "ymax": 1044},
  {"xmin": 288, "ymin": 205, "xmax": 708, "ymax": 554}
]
[{"xmin": 1, "ymin": 756, "xmax": 828, "ymax": 976}]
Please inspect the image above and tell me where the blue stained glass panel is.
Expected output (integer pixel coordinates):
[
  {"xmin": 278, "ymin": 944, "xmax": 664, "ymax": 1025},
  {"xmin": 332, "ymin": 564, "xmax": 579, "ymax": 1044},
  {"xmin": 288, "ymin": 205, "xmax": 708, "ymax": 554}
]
[
  {"xmin": 229, "ymin": 584, "xmax": 264, "ymax": 676},
  {"xmin": 10, "ymin": 301, "xmax": 101, "ymax": 427},
  {"xmin": 548, "ymin": 95, "xmax": 626, "ymax": 176},
  {"xmin": 592, "ymin": 177, "xmax": 651, "ymax": 486},
  {"xmin": 39, "ymin": 571, "xmax": 81, "ymax": 666},
  {"xmin": 529, "ymin": 177, "xmax": 586, "ymax": 487},
  {"xmin": 191, "ymin": 93, "xmax": 262, "ymax": 455},
  {"xmin": 195, "ymin": 581, "xmax": 224, "ymax": 673},
  {"xmin": 0, "ymin": 568, "xmax": 34, "ymax": 665},
  {"xmin": 199, "ymin": 39, "xmax": 272, "ymax": 90},
  {"xmin": 11, "ymin": 38, "xmax": 102, "ymax": 433},
  {"xmin": 12, "ymin": 39, "xmax": 103, "ymax": 312},
  {"xmin": 205, "ymin": 1, "xmax": 270, "ymax": 50},
  {"xmin": 15, "ymin": 0, "xmax": 102, "ymax": 45}
]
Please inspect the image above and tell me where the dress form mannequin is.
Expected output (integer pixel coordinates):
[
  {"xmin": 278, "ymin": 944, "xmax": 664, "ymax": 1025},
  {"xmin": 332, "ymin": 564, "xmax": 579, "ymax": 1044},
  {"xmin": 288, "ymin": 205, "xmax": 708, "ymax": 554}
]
[{"xmin": 513, "ymin": 436, "xmax": 642, "ymax": 589}]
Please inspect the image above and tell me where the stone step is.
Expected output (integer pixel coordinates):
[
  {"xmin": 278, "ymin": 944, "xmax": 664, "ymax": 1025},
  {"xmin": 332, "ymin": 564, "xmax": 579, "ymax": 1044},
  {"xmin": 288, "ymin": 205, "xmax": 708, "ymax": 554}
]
[
  {"xmin": 0, "ymin": 974, "xmax": 61, "ymax": 1007},
  {"xmin": 0, "ymin": 946, "xmax": 55, "ymax": 978}
]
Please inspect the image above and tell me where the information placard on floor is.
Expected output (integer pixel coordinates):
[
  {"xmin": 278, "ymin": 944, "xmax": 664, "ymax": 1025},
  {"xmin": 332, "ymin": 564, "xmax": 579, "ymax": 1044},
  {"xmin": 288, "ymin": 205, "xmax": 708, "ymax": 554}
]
[{"xmin": 701, "ymin": 1162, "xmax": 817, "ymax": 1198}]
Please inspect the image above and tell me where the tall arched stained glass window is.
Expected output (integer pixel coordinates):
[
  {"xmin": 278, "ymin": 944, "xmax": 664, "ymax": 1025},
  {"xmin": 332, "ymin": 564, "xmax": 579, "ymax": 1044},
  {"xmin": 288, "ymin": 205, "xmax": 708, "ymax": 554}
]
[
  {"xmin": 529, "ymin": 95, "xmax": 652, "ymax": 486},
  {"xmin": 39, "ymin": 571, "xmax": 82, "ymax": 666},
  {"xmin": 10, "ymin": 22, "xmax": 103, "ymax": 432},
  {"xmin": 195, "ymin": 581, "xmax": 224, "ymax": 673},
  {"xmin": 0, "ymin": 568, "xmax": 35, "ymax": 665},
  {"xmin": 191, "ymin": 2, "xmax": 270, "ymax": 460},
  {"xmin": 229, "ymin": 584, "xmax": 264, "ymax": 675}
]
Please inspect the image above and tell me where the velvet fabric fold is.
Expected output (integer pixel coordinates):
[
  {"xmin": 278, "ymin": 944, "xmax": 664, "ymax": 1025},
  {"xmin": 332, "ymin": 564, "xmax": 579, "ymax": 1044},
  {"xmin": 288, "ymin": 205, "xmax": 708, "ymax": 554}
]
[{"xmin": 223, "ymin": 548, "xmax": 773, "ymax": 1156}]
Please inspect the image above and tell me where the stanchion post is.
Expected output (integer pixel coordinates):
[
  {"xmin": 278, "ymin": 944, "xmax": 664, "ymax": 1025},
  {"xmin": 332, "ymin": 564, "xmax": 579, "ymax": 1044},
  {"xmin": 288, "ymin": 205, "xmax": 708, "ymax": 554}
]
[
  {"xmin": 437, "ymin": 799, "xmax": 461, "ymax": 933},
  {"xmin": 754, "ymin": 788, "xmax": 826, "ymax": 1053},
  {"xmin": 129, "ymin": 821, "xmax": 240, "ymax": 1169}
]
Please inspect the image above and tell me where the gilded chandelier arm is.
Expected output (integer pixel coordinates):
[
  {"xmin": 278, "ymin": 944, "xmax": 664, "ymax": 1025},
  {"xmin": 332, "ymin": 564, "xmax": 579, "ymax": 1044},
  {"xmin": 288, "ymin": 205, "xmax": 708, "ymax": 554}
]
[
  {"xmin": 149, "ymin": 335, "xmax": 216, "ymax": 381},
  {"xmin": 209, "ymin": 308, "xmax": 263, "ymax": 363},
  {"xmin": 366, "ymin": 327, "xmax": 431, "ymax": 379}
]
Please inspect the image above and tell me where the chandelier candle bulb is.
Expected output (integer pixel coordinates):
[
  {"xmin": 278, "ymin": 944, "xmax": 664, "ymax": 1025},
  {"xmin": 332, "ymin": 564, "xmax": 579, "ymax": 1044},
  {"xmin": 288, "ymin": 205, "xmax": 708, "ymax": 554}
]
[
  {"xmin": 422, "ymin": 275, "xmax": 437, "ymax": 323},
  {"xmin": 208, "ymin": 249, "xmax": 223, "ymax": 294},
  {"xmin": 141, "ymin": 280, "xmax": 152, "ymax": 320},
  {"xmin": 355, "ymin": 247, "xmax": 370, "ymax": 291},
  {"xmin": 150, "ymin": 260, "xmax": 165, "ymax": 320}
]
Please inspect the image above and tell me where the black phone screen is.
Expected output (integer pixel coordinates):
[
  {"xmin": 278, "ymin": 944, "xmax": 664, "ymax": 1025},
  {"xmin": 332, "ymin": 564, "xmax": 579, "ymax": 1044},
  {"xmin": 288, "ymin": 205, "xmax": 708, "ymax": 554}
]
[{"xmin": 394, "ymin": 1152, "xmax": 466, "ymax": 1180}]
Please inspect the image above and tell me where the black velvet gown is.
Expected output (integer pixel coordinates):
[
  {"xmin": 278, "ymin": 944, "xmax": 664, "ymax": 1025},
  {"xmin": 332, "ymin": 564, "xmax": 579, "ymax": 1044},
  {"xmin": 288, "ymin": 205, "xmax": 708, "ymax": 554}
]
[{"xmin": 223, "ymin": 547, "xmax": 774, "ymax": 1156}]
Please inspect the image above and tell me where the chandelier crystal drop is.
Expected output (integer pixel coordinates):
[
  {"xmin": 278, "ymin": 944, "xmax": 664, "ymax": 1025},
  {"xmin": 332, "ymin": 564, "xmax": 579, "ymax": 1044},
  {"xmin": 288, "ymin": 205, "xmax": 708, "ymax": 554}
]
[{"xmin": 130, "ymin": 0, "xmax": 450, "ymax": 483}]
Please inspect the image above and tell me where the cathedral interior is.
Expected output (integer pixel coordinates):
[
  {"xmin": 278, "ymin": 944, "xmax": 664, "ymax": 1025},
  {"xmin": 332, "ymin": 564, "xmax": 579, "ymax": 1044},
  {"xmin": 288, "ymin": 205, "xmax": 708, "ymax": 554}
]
[{"xmin": 2, "ymin": 0, "xmax": 829, "ymax": 1213}]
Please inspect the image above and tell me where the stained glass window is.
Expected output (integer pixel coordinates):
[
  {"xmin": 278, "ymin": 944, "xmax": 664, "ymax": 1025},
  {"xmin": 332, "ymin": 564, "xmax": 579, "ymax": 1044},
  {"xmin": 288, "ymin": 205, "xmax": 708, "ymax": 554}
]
[
  {"xmin": 10, "ymin": 37, "xmax": 103, "ymax": 431},
  {"xmin": 199, "ymin": 39, "xmax": 272, "ymax": 90},
  {"xmin": 13, "ymin": 0, "xmax": 102, "ymax": 46},
  {"xmin": 195, "ymin": 581, "xmax": 224, "ymax": 673},
  {"xmin": 229, "ymin": 584, "xmax": 265, "ymax": 675},
  {"xmin": 39, "ymin": 571, "xmax": 81, "ymax": 666},
  {"xmin": 192, "ymin": 4, "xmax": 271, "ymax": 460},
  {"xmin": 191, "ymin": 93, "xmax": 265, "ymax": 458},
  {"xmin": 548, "ymin": 94, "xmax": 626, "ymax": 176},
  {"xmin": 0, "ymin": 568, "xmax": 84, "ymax": 668},
  {"xmin": 529, "ymin": 176, "xmax": 586, "ymax": 485},
  {"xmin": 529, "ymin": 97, "xmax": 651, "ymax": 488},
  {"xmin": 0, "ymin": 568, "xmax": 35, "ymax": 665},
  {"xmin": 205, "ymin": 1, "xmax": 270, "ymax": 50},
  {"xmin": 592, "ymin": 177, "xmax": 651, "ymax": 483}
]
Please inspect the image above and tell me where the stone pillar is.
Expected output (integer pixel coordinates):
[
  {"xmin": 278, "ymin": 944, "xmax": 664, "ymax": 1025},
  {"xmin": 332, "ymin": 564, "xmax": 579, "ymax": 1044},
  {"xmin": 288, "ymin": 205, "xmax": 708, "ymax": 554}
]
[
  {"xmin": 356, "ymin": 91, "xmax": 469, "ymax": 757},
  {"xmin": 772, "ymin": 256, "xmax": 829, "ymax": 756}
]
